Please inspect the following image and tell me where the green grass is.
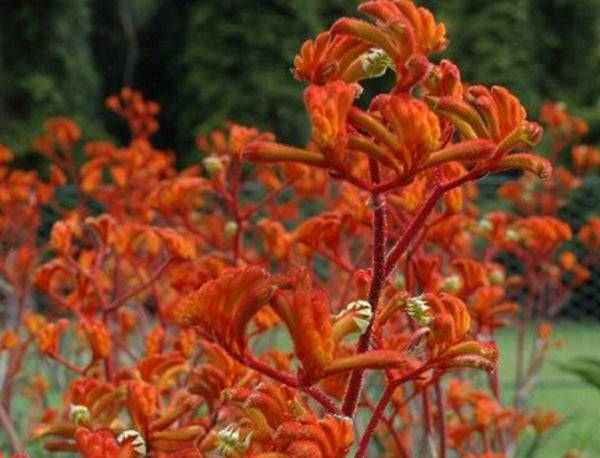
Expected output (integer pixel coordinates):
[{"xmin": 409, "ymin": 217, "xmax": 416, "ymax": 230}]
[{"xmin": 495, "ymin": 321, "xmax": 600, "ymax": 457}]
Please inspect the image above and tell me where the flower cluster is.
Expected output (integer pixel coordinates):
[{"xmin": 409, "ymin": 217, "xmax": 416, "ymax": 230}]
[{"xmin": 0, "ymin": 2, "xmax": 589, "ymax": 457}]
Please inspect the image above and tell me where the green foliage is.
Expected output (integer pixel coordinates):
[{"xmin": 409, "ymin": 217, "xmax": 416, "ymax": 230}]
[
  {"xmin": 0, "ymin": 0, "xmax": 102, "ymax": 152},
  {"xmin": 557, "ymin": 357, "xmax": 600, "ymax": 391},
  {"xmin": 172, "ymin": 0, "xmax": 360, "ymax": 159},
  {"xmin": 2, "ymin": 0, "xmax": 600, "ymax": 156},
  {"xmin": 422, "ymin": 0, "xmax": 543, "ymax": 112}
]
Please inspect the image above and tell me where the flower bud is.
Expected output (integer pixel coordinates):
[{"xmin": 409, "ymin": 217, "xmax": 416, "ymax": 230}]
[
  {"xmin": 440, "ymin": 275, "xmax": 461, "ymax": 293},
  {"xmin": 406, "ymin": 295, "xmax": 432, "ymax": 325},
  {"xmin": 203, "ymin": 156, "xmax": 223, "ymax": 175},
  {"xmin": 505, "ymin": 229, "xmax": 520, "ymax": 242},
  {"xmin": 489, "ymin": 269, "xmax": 505, "ymax": 285},
  {"xmin": 224, "ymin": 221, "xmax": 239, "ymax": 238},
  {"xmin": 69, "ymin": 404, "xmax": 90, "ymax": 424},
  {"xmin": 360, "ymin": 48, "xmax": 392, "ymax": 78},
  {"xmin": 478, "ymin": 219, "xmax": 494, "ymax": 232},
  {"xmin": 393, "ymin": 274, "xmax": 406, "ymax": 290},
  {"xmin": 117, "ymin": 429, "xmax": 146, "ymax": 456},
  {"xmin": 217, "ymin": 424, "xmax": 252, "ymax": 455}
]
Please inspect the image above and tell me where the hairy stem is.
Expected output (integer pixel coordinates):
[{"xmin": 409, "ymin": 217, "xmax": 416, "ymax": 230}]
[{"xmin": 342, "ymin": 160, "xmax": 387, "ymax": 417}]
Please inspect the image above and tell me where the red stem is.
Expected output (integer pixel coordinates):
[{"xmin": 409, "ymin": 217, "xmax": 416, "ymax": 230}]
[
  {"xmin": 229, "ymin": 157, "xmax": 243, "ymax": 262},
  {"xmin": 421, "ymin": 386, "xmax": 432, "ymax": 454},
  {"xmin": 384, "ymin": 169, "xmax": 484, "ymax": 277},
  {"xmin": 104, "ymin": 260, "xmax": 173, "ymax": 315},
  {"xmin": 434, "ymin": 377, "xmax": 447, "ymax": 458},
  {"xmin": 342, "ymin": 160, "xmax": 387, "ymax": 417},
  {"xmin": 241, "ymin": 176, "xmax": 298, "ymax": 220},
  {"xmin": 355, "ymin": 365, "xmax": 431, "ymax": 458},
  {"xmin": 244, "ymin": 354, "xmax": 342, "ymax": 416}
]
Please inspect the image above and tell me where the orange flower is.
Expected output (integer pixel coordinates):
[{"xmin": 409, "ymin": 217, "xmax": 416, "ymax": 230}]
[
  {"xmin": 136, "ymin": 352, "xmax": 188, "ymax": 390},
  {"xmin": 270, "ymin": 270, "xmax": 334, "ymax": 384},
  {"xmin": 540, "ymin": 101, "xmax": 588, "ymax": 137},
  {"xmin": 146, "ymin": 325, "xmax": 166, "ymax": 355},
  {"xmin": 118, "ymin": 309, "xmax": 137, "ymax": 334},
  {"xmin": 50, "ymin": 220, "xmax": 81, "ymax": 255},
  {"xmin": 470, "ymin": 287, "xmax": 518, "ymax": 330},
  {"xmin": 149, "ymin": 177, "xmax": 210, "ymax": 217},
  {"xmin": 0, "ymin": 144, "xmax": 14, "ymax": 163},
  {"xmin": 293, "ymin": 31, "xmax": 371, "ymax": 85},
  {"xmin": 511, "ymin": 216, "xmax": 572, "ymax": 256},
  {"xmin": 304, "ymin": 82, "xmax": 356, "ymax": 167},
  {"xmin": 578, "ymin": 217, "xmax": 600, "ymax": 251},
  {"xmin": 558, "ymin": 251, "xmax": 577, "ymax": 270},
  {"xmin": 73, "ymin": 428, "xmax": 130, "ymax": 458},
  {"xmin": 258, "ymin": 219, "xmax": 292, "ymax": 260},
  {"xmin": 33, "ymin": 118, "xmax": 81, "ymax": 159},
  {"xmin": 294, "ymin": 212, "xmax": 352, "ymax": 258},
  {"xmin": 127, "ymin": 380, "xmax": 158, "ymax": 433},
  {"xmin": 572, "ymin": 145, "xmax": 600, "ymax": 175},
  {"xmin": 450, "ymin": 258, "xmax": 488, "ymax": 298},
  {"xmin": 38, "ymin": 319, "xmax": 70, "ymax": 356},
  {"xmin": 274, "ymin": 414, "xmax": 353, "ymax": 458},
  {"xmin": 365, "ymin": 94, "xmax": 441, "ymax": 173},
  {"xmin": 81, "ymin": 318, "xmax": 112, "ymax": 360},
  {"xmin": 531, "ymin": 407, "xmax": 564, "ymax": 434},
  {"xmin": 181, "ymin": 267, "xmax": 277, "ymax": 355},
  {"xmin": 424, "ymin": 293, "xmax": 471, "ymax": 352},
  {"xmin": 106, "ymin": 87, "xmax": 160, "ymax": 140},
  {"xmin": 536, "ymin": 323, "xmax": 553, "ymax": 341},
  {"xmin": 410, "ymin": 293, "xmax": 499, "ymax": 372},
  {"xmin": 196, "ymin": 122, "xmax": 274, "ymax": 157},
  {"xmin": 331, "ymin": 1, "xmax": 447, "ymax": 91},
  {"xmin": 423, "ymin": 60, "xmax": 464, "ymax": 99},
  {"xmin": 84, "ymin": 214, "xmax": 117, "ymax": 246},
  {"xmin": 389, "ymin": 177, "xmax": 427, "ymax": 212},
  {"xmin": 225, "ymin": 382, "xmax": 353, "ymax": 456},
  {"xmin": 188, "ymin": 341, "xmax": 247, "ymax": 407},
  {"xmin": 1, "ymin": 330, "xmax": 20, "ymax": 350},
  {"xmin": 428, "ymin": 84, "xmax": 548, "ymax": 177},
  {"xmin": 156, "ymin": 227, "xmax": 196, "ymax": 260}
]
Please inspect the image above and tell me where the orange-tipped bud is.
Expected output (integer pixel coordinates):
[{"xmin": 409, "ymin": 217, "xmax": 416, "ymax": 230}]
[
  {"xmin": 492, "ymin": 154, "xmax": 552, "ymax": 179},
  {"xmin": 243, "ymin": 141, "xmax": 327, "ymax": 167}
]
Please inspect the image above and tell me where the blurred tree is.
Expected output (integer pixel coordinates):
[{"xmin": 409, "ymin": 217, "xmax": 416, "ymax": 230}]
[
  {"xmin": 426, "ymin": 0, "xmax": 543, "ymax": 113},
  {"xmin": 90, "ymin": 0, "xmax": 159, "ymax": 143},
  {"xmin": 531, "ymin": 0, "xmax": 600, "ymax": 141},
  {"xmin": 169, "ymin": 0, "xmax": 360, "ymax": 162},
  {"xmin": 0, "ymin": 0, "xmax": 101, "ymax": 152},
  {"xmin": 2, "ymin": 0, "xmax": 600, "ymax": 159}
]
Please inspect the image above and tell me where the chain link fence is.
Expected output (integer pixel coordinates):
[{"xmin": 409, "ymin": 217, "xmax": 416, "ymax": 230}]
[{"xmin": 478, "ymin": 173, "xmax": 600, "ymax": 320}]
